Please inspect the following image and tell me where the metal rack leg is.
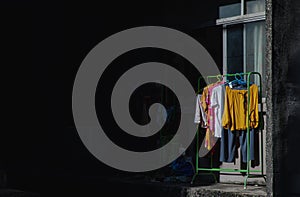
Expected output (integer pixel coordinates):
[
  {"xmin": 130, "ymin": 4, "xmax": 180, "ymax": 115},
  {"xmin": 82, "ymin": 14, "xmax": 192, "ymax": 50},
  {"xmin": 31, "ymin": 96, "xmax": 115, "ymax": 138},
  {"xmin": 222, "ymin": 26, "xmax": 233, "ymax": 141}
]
[
  {"xmin": 244, "ymin": 175, "xmax": 249, "ymax": 189},
  {"xmin": 191, "ymin": 173, "xmax": 198, "ymax": 184}
]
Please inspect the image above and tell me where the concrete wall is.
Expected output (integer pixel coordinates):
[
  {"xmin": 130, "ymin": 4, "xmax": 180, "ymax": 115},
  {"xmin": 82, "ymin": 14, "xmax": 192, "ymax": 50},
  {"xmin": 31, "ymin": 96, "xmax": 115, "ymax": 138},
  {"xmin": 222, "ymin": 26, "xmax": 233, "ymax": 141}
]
[{"xmin": 266, "ymin": 0, "xmax": 300, "ymax": 196}]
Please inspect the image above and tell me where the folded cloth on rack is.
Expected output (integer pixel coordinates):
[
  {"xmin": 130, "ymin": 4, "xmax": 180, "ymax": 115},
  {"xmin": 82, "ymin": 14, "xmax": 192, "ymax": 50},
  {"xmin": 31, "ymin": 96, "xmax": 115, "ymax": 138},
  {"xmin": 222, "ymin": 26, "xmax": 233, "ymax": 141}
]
[
  {"xmin": 220, "ymin": 128, "xmax": 259, "ymax": 165},
  {"xmin": 222, "ymin": 84, "xmax": 259, "ymax": 131}
]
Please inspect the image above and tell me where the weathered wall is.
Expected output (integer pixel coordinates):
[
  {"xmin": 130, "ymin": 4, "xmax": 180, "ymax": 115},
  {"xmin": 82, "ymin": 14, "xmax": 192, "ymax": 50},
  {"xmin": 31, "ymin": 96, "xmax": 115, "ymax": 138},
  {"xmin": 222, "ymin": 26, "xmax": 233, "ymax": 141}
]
[{"xmin": 266, "ymin": 0, "xmax": 300, "ymax": 196}]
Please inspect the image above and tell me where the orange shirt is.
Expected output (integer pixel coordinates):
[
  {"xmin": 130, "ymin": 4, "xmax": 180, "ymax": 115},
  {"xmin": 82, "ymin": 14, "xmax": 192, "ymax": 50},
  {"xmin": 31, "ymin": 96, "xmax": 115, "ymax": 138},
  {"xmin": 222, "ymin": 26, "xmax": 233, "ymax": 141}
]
[{"xmin": 222, "ymin": 84, "xmax": 259, "ymax": 130}]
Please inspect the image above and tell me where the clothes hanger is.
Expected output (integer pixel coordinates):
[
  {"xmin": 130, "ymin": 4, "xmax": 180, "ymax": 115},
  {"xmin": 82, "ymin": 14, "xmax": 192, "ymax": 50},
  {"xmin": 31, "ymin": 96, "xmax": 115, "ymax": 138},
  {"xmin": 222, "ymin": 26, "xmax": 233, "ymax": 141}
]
[
  {"xmin": 237, "ymin": 73, "xmax": 246, "ymax": 85},
  {"xmin": 216, "ymin": 75, "xmax": 222, "ymax": 82}
]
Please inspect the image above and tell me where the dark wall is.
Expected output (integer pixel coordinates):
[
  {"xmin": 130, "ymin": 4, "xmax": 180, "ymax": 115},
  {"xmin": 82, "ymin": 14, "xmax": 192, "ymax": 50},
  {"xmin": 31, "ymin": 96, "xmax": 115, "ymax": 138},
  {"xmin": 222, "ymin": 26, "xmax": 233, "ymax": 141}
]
[
  {"xmin": 5, "ymin": 0, "xmax": 300, "ymax": 196},
  {"xmin": 283, "ymin": 0, "xmax": 300, "ymax": 196},
  {"xmin": 266, "ymin": 0, "xmax": 300, "ymax": 196},
  {"xmin": 2, "ymin": 0, "xmax": 223, "ymax": 195}
]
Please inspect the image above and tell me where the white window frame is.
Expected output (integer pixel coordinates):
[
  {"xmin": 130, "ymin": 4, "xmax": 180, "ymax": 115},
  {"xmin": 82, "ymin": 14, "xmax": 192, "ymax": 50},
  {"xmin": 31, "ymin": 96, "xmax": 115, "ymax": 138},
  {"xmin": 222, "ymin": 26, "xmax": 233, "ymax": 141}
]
[{"xmin": 216, "ymin": 0, "xmax": 266, "ymax": 77}]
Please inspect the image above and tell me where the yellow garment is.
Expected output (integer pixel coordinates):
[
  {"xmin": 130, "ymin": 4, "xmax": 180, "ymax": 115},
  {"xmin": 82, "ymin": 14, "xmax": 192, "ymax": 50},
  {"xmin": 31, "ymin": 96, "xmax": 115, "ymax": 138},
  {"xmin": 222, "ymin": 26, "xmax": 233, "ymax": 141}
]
[
  {"xmin": 205, "ymin": 128, "xmax": 216, "ymax": 151},
  {"xmin": 222, "ymin": 84, "xmax": 259, "ymax": 130},
  {"xmin": 201, "ymin": 83, "xmax": 218, "ymax": 150},
  {"xmin": 201, "ymin": 86, "xmax": 211, "ymax": 149},
  {"xmin": 200, "ymin": 86, "xmax": 208, "ymax": 115}
]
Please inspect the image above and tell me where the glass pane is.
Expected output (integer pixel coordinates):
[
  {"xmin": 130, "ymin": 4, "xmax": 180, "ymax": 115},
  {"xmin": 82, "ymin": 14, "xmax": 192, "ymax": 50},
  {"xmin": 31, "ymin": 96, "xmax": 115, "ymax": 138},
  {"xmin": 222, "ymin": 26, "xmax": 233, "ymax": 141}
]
[
  {"xmin": 226, "ymin": 24, "xmax": 244, "ymax": 81},
  {"xmin": 246, "ymin": 21, "xmax": 266, "ymax": 96},
  {"xmin": 246, "ymin": 0, "xmax": 265, "ymax": 14},
  {"xmin": 219, "ymin": 3, "xmax": 241, "ymax": 18}
]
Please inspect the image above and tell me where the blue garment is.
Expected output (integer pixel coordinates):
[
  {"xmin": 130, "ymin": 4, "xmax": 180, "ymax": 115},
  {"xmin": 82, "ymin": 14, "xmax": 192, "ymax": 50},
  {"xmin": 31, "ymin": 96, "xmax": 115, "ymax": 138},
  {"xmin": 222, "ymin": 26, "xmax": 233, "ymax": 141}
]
[
  {"xmin": 220, "ymin": 128, "xmax": 255, "ymax": 163},
  {"xmin": 170, "ymin": 156, "xmax": 194, "ymax": 176}
]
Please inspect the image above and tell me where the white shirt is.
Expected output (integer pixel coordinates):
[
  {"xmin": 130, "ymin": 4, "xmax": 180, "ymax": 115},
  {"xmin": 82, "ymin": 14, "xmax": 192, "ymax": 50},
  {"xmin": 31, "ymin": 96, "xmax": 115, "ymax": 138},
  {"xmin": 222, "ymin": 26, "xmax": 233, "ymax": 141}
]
[
  {"xmin": 210, "ymin": 84, "xmax": 225, "ymax": 138},
  {"xmin": 194, "ymin": 94, "xmax": 207, "ymax": 127}
]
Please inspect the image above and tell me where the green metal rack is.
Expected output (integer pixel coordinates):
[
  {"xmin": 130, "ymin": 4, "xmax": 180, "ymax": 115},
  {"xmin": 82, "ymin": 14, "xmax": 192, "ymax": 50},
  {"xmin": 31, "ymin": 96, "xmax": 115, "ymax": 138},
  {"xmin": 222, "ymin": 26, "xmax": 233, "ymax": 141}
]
[{"xmin": 191, "ymin": 72, "xmax": 266, "ymax": 189}]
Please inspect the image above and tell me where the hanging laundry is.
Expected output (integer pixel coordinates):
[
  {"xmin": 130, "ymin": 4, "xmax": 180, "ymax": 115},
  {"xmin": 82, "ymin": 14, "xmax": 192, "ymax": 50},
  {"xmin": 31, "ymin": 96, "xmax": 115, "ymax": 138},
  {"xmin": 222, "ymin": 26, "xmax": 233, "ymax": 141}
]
[
  {"xmin": 220, "ymin": 128, "xmax": 255, "ymax": 163},
  {"xmin": 210, "ymin": 84, "xmax": 225, "ymax": 138},
  {"xmin": 194, "ymin": 94, "xmax": 207, "ymax": 128},
  {"xmin": 202, "ymin": 84, "xmax": 215, "ymax": 150},
  {"xmin": 222, "ymin": 84, "xmax": 259, "ymax": 131},
  {"xmin": 200, "ymin": 82, "xmax": 223, "ymax": 150},
  {"xmin": 220, "ymin": 83, "xmax": 259, "ymax": 165}
]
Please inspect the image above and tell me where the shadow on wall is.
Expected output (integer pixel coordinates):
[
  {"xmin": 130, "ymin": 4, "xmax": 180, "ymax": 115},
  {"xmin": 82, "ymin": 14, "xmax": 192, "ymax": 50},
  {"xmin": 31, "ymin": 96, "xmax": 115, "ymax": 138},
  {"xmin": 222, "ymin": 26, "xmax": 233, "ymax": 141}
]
[{"xmin": 284, "ymin": 5, "xmax": 300, "ymax": 193}]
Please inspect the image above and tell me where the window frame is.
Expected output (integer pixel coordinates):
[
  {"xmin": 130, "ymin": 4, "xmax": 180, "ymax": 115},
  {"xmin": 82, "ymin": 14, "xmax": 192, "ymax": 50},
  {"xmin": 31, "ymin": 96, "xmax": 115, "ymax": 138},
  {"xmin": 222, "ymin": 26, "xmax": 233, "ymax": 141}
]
[{"xmin": 216, "ymin": 0, "xmax": 266, "ymax": 83}]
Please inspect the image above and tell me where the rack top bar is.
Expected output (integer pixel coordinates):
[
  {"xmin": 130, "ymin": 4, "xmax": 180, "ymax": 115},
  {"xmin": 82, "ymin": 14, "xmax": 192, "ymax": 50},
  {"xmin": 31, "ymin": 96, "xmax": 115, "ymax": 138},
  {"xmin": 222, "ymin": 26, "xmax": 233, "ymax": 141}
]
[{"xmin": 204, "ymin": 72, "xmax": 261, "ymax": 78}]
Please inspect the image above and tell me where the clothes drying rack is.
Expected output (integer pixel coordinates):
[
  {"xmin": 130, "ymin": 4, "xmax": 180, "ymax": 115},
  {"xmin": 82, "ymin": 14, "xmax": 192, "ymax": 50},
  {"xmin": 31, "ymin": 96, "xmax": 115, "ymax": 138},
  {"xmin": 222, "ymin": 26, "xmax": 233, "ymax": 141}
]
[{"xmin": 191, "ymin": 72, "xmax": 266, "ymax": 189}]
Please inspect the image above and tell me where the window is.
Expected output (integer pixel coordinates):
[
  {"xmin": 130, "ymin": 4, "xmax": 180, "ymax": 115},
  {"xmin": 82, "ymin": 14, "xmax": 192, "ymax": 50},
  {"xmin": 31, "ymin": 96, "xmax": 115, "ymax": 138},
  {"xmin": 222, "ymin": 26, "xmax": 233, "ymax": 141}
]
[{"xmin": 217, "ymin": 0, "xmax": 266, "ymax": 96}]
